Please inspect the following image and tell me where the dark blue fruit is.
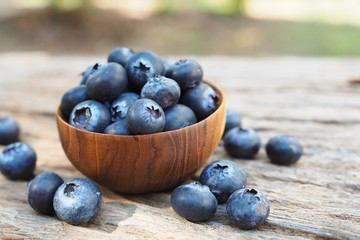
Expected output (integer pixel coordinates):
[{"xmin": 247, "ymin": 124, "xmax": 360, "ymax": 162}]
[
  {"xmin": 125, "ymin": 50, "xmax": 165, "ymax": 92},
  {"xmin": 162, "ymin": 58, "xmax": 173, "ymax": 77},
  {"xmin": 86, "ymin": 62, "xmax": 128, "ymax": 102},
  {"xmin": 111, "ymin": 92, "xmax": 140, "ymax": 122},
  {"xmin": 107, "ymin": 47, "xmax": 134, "ymax": 67},
  {"xmin": 266, "ymin": 135, "xmax": 303, "ymax": 165},
  {"xmin": 223, "ymin": 109, "xmax": 242, "ymax": 137},
  {"xmin": 60, "ymin": 85, "xmax": 88, "ymax": 119},
  {"xmin": 80, "ymin": 65, "xmax": 93, "ymax": 85},
  {"xmin": 171, "ymin": 182, "xmax": 218, "ymax": 222},
  {"xmin": 140, "ymin": 75, "xmax": 181, "ymax": 109},
  {"xmin": 226, "ymin": 188, "xmax": 270, "ymax": 230},
  {"xmin": 104, "ymin": 118, "xmax": 131, "ymax": 135},
  {"xmin": 167, "ymin": 59, "xmax": 203, "ymax": 90},
  {"xmin": 199, "ymin": 159, "xmax": 247, "ymax": 204},
  {"xmin": 0, "ymin": 142, "xmax": 36, "ymax": 180},
  {"xmin": 181, "ymin": 82, "xmax": 219, "ymax": 121},
  {"xmin": 0, "ymin": 117, "xmax": 20, "ymax": 145},
  {"xmin": 127, "ymin": 98, "xmax": 165, "ymax": 134},
  {"xmin": 69, "ymin": 100, "xmax": 111, "ymax": 133},
  {"xmin": 224, "ymin": 127, "xmax": 261, "ymax": 159},
  {"xmin": 27, "ymin": 171, "xmax": 64, "ymax": 215},
  {"xmin": 164, "ymin": 104, "xmax": 197, "ymax": 131},
  {"xmin": 53, "ymin": 178, "xmax": 102, "ymax": 225}
]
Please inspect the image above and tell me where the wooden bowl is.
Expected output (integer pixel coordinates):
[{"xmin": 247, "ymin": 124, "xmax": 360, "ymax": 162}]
[{"xmin": 56, "ymin": 82, "xmax": 226, "ymax": 194}]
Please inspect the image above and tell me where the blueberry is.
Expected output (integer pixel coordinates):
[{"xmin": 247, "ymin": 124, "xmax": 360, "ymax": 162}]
[
  {"xmin": 0, "ymin": 142, "xmax": 36, "ymax": 180},
  {"xmin": 53, "ymin": 178, "xmax": 102, "ymax": 225},
  {"xmin": 104, "ymin": 118, "xmax": 131, "ymax": 135},
  {"xmin": 140, "ymin": 75, "xmax": 181, "ymax": 109},
  {"xmin": 80, "ymin": 65, "xmax": 93, "ymax": 85},
  {"xmin": 167, "ymin": 59, "xmax": 203, "ymax": 90},
  {"xmin": 223, "ymin": 109, "xmax": 242, "ymax": 137},
  {"xmin": 107, "ymin": 47, "xmax": 134, "ymax": 67},
  {"xmin": 163, "ymin": 104, "xmax": 197, "ymax": 131},
  {"xmin": 224, "ymin": 127, "xmax": 261, "ymax": 159},
  {"xmin": 266, "ymin": 135, "xmax": 303, "ymax": 165},
  {"xmin": 127, "ymin": 98, "xmax": 165, "ymax": 135},
  {"xmin": 60, "ymin": 85, "xmax": 88, "ymax": 119},
  {"xmin": 0, "ymin": 117, "xmax": 20, "ymax": 145},
  {"xmin": 181, "ymin": 82, "xmax": 220, "ymax": 121},
  {"xmin": 226, "ymin": 188, "xmax": 270, "ymax": 230},
  {"xmin": 111, "ymin": 92, "xmax": 140, "ymax": 122},
  {"xmin": 171, "ymin": 182, "xmax": 218, "ymax": 222},
  {"xmin": 27, "ymin": 171, "xmax": 64, "ymax": 215},
  {"xmin": 125, "ymin": 50, "xmax": 165, "ymax": 92},
  {"xmin": 162, "ymin": 58, "xmax": 173, "ymax": 77},
  {"xmin": 199, "ymin": 159, "xmax": 247, "ymax": 204},
  {"xmin": 86, "ymin": 62, "xmax": 128, "ymax": 102},
  {"xmin": 69, "ymin": 100, "xmax": 111, "ymax": 133}
]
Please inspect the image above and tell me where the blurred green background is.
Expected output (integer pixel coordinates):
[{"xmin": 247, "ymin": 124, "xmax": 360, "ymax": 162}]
[{"xmin": 1, "ymin": 0, "xmax": 360, "ymax": 56}]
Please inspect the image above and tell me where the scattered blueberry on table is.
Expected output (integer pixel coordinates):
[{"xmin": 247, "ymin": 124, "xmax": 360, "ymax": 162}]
[
  {"xmin": 0, "ymin": 117, "xmax": 20, "ymax": 145},
  {"xmin": 266, "ymin": 135, "xmax": 303, "ymax": 165},
  {"xmin": 223, "ymin": 109, "xmax": 242, "ymax": 137}
]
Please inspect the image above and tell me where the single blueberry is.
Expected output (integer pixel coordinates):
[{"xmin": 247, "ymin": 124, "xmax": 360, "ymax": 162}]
[
  {"xmin": 103, "ymin": 118, "xmax": 131, "ymax": 135},
  {"xmin": 60, "ymin": 85, "xmax": 88, "ymax": 119},
  {"xmin": 53, "ymin": 178, "xmax": 102, "ymax": 225},
  {"xmin": 27, "ymin": 171, "xmax": 64, "ymax": 215},
  {"xmin": 0, "ymin": 142, "xmax": 36, "ymax": 180},
  {"xmin": 125, "ymin": 50, "xmax": 165, "ymax": 92},
  {"xmin": 0, "ymin": 117, "xmax": 20, "ymax": 145},
  {"xmin": 167, "ymin": 59, "xmax": 203, "ymax": 90},
  {"xmin": 86, "ymin": 62, "xmax": 128, "ymax": 102},
  {"xmin": 127, "ymin": 98, "xmax": 165, "ymax": 135},
  {"xmin": 266, "ymin": 135, "xmax": 303, "ymax": 165},
  {"xmin": 80, "ymin": 65, "xmax": 93, "ymax": 85},
  {"xmin": 223, "ymin": 127, "xmax": 261, "ymax": 159},
  {"xmin": 226, "ymin": 188, "xmax": 270, "ymax": 230},
  {"xmin": 111, "ymin": 92, "xmax": 140, "ymax": 122},
  {"xmin": 107, "ymin": 47, "xmax": 134, "ymax": 67},
  {"xmin": 181, "ymin": 82, "xmax": 220, "ymax": 121},
  {"xmin": 171, "ymin": 182, "xmax": 218, "ymax": 222},
  {"xmin": 140, "ymin": 75, "xmax": 181, "ymax": 109},
  {"xmin": 162, "ymin": 58, "xmax": 173, "ymax": 77},
  {"xmin": 223, "ymin": 109, "xmax": 242, "ymax": 137},
  {"xmin": 163, "ymin": 104, "xmax": 197, "ymax": 131},
  {"xmin": 199, "ymin": 159, "xmax": 247, "ymax": 204},
  {"xmin": 69, "ymin": 100, "xmax": 111, "ymax": 133}
]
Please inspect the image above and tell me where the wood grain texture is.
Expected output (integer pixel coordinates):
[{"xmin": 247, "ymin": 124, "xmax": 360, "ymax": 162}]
[
  {"xmin": 1, "ymin": 53, "xmax": 360, "ymax": 239},
  {"xmin": 56, "ymin": 83, "xmax": 225, "ymax": 193}
]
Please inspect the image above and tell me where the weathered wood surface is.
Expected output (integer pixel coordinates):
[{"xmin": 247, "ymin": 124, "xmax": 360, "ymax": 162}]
[{"xmin": 1, "ymin": 53, "xmax": 360, "ymax": 240}]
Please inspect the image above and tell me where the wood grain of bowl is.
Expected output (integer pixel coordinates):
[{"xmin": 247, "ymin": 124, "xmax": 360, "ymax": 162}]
[{"xmin": 56, "ymin": 82, "xmax": 226, "ymax": 194}]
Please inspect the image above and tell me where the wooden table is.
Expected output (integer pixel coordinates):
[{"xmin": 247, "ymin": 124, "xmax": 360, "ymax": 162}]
[{"xmin": 1, "ymin": 53, "xmax": 359, "ymax": 239}]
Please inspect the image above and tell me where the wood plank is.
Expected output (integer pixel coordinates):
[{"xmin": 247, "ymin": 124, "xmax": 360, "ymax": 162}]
[{"xmin": 1, "ymin": 53, "xmax": 360, "ymax": 239}]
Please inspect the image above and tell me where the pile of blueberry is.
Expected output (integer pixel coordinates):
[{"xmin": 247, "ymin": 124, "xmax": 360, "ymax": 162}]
[
  {"xmin": 61, "ymin": 47, "xmax": 220, "ymax": 135},
  {"xmin": 0, "ymin": 117, "xmax": 102, "ymax": 225}
]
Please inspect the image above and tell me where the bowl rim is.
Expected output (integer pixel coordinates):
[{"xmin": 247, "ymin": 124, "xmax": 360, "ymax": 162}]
[{"xmin": 56, "ymin": 80, "xmax": 225, "ymax": 138}]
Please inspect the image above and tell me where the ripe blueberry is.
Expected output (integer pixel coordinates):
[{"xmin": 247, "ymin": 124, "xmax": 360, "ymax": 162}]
[
  {"xmin": 223, "ymin": 109, "xmax": 242, "ymax": 137},
  {"xmin": 86, "ymin": 62, "xmax": 128, "ymax": 102},
  {"xmin": 163, "ymin": 104, "xmax": 197, "ymax": 131},
  {"xmin": 111, "ymin": 92, "xmax": 140, "ymax": 122},
  {"xmin": 0, "ymin": 142, "xmax": 36, "ymax": 180},
  {"xmin": 224, "ymin": 127, "xmax": 261, "ymax": 159},
  {"xmin": 60, "ymin": 85, "xmax": 88, "ymax": 119},
  {"xmin": 0, "ymin": 117, "xmax": 20, "ymax": 145},
  {"xmin": 226, "ymin": 188, "xmax": 270, "ymax": 230},
  {"xmin": 27, "ymin": 171, "xmax": 64, "ymax": 215},
  {"xmin": 104, "ymin": 118, "xmax": 131, "ymax": 135},
  {"xmin": 69, "ymin": 100, "xmax": 111, "ymax": 133},
  {"xmin": 140, "ymin": 75, "xmax": 181, "ymax": 109},
  {"xmin": 171, "ymin": 182, "xmax": 218, "ymax": 222},
  {"xmin": 107, "ymin": 47, "xmax": 134, "ymax": 67},
  {"xmin": 80, "ymin": 65, "xmax": 93, "ymax": 85},
  {"xmin": 125, "ymin": 50, "xmax": 165, "ymax": 92},
  {"xmin": 127, "ymin": 98, "xmax": 165, "ymax": 134},
  {"xmin": 53, "ymin": 178, "xmax": 102, "ymax": 225},
  {"xmin": 181, "ymin": 82, "xmax": 220, "ymax": 121},
  {"xmin": 167, "ymin": 59, "xmax": 203, "ymax": 90},
  {"xmin": 266, "ymin": 135, "xmax": 303, "ymax": 165},
  {"xmin": 200, "ymin": 159, "xmax": 247, "ymax": 204}
]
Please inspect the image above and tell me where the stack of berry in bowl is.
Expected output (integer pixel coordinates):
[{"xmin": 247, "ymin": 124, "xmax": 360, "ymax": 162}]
[{"xmin": 56, "ymin": 47, "xmax": 226, "ymax": 194}]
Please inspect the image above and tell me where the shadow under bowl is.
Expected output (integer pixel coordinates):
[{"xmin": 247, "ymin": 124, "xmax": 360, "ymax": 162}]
[{"xmin": 56, "ymin": 81, "xmax": 226, "ymax": 194}]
